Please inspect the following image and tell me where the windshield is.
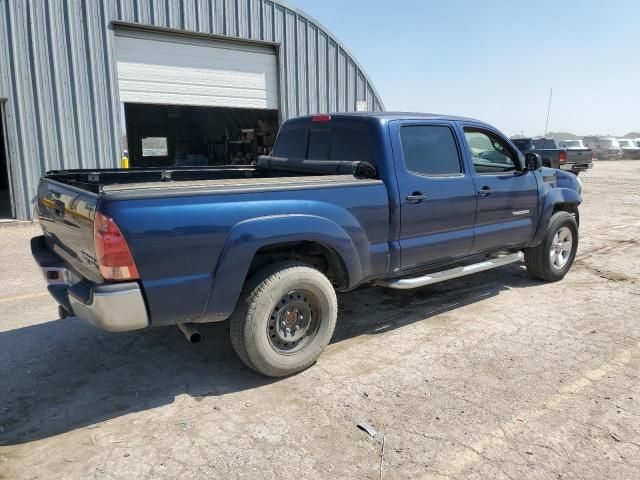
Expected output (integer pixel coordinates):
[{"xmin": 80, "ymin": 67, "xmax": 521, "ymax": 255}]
[
  {"xmin": 562, "ymin": 140, "xmax": 584, "ymax": 148},
  {"xmin": 618, "ymin": 140, "xmax": 634, "ymax": 147},
  {"xmin": 600, "ymin": 139, "xmax": 620, "ymax": 148}
]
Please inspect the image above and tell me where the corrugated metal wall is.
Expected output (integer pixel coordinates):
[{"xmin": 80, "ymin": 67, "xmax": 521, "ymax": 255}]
[{"xmin": 0, "ymin": 0, "xmax": 385, "ymax": 220}]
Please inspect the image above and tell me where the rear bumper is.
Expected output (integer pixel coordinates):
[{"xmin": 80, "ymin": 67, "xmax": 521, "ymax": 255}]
[
  {"xmin": 597, "ymin": 152, "xmax": 623, "ymax": 160},
  {"xmin": 31, "ymin": 236, "xmax": 149, "ymax": 332},
  {"xmin": 560, "ymin": 163, "xmax": 593, "ymax": 172}
]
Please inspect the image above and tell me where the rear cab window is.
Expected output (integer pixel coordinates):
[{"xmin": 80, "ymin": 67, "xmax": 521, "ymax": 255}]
[
  {"xmin": 272, "ymin": 128, "xmax": 308, "ymax": 158},
  {"xmin": 272, "ymin": 122, "xmax": 374, "ymax": 164},
  {"xmin": 532, "ymin": 138, "xmax": 556, "ymax": 149},
  {"xmin": 512, "ymin": 139, "xmax": 533, "ymax": 152}
]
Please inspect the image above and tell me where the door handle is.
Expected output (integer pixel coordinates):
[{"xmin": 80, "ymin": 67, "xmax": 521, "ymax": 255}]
[
  {"xmin": 406, "ymin": 192, "xmax": 427, "ymax": 203},
  {"xmin": 477, "ymin": 186, "xmax": 492, "ymax": 197}
]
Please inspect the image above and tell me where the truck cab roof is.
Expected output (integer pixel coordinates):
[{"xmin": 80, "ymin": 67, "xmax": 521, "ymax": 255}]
[{"xmin": 284, "ymin": 112, "xmax": 491, "ymax": 126}]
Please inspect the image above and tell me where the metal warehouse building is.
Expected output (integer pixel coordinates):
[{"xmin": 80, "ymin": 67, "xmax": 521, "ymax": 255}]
[{"xmin": 0, "ymin": 0, "xmax": 384, "ymax": 220}]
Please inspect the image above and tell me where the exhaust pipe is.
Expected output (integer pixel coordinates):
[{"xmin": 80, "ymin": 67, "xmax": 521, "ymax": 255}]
[{"xmin": 177, "ymin": 323, "xmax": 202, "ymax": 344}]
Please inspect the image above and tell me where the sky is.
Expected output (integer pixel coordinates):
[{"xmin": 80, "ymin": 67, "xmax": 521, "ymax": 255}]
[{"xmin": 291, "ymin": 0, "xmax": 640, "ymax": 137}]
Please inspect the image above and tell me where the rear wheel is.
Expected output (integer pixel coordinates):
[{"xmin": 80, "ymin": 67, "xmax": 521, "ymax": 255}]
[
  {"xmin": 525, "ymin": 211, "xmax": 579, "ymax": 282},
  {"xmin": 230, "ymin": 261, "xmax": 338, "ymax": 377}
]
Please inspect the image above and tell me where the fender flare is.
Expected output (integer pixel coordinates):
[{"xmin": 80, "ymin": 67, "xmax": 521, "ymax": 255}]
[
  {"xmin": 201, "ymin": 214, "xmax": 362, "ymax": 322},
  {"xmin": 529, "ymin": 187, "xmax": 581, "ymax": 247}
]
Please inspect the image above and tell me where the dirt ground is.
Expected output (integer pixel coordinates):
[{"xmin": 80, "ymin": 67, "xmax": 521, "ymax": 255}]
[{"xmin": 1, "ymin": 161, "xmax": 639, "ymax": 480}]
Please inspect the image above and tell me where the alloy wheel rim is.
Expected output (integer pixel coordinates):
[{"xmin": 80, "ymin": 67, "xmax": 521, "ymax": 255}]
[{"xmin": 550, "ymin": 226, "xmax": 573, "ymax": 270}]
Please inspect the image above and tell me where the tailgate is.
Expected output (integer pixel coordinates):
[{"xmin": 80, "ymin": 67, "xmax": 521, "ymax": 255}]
[
  {"xmin": 37, "ymin": 178, "xmax": 102, "ymax": 283},
  {"xmin": 566, "ymin": 149, "xmax": 592, "ymax": 165}
]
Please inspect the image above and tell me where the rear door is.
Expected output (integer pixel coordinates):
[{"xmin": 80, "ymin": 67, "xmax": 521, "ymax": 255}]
[
  {"xmin": 390, "ymin": 121, "xmax": 477, "ymax": 269},
  {"xmin": 460, "ymin": 124, "xmax": 539, "ymax": 253}
]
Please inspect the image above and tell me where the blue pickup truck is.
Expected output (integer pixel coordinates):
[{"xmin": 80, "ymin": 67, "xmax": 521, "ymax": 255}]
[{"xmin": 32, "ymin": 112, "xmax": 582, "ymax": 376}]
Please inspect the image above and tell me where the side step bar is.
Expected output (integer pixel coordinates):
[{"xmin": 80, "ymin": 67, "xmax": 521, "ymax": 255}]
[{"xmin": 377, "ymin": 251, "xmax": 524, "ymax": 290}]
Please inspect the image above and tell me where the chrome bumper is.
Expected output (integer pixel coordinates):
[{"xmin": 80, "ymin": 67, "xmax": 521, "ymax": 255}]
[
  {"xmin": 69, "ymin": 283, "xmax": 149, "ymax": 332},
  {"xmin": 560, "ymin": 163, "xmax": 593, "ymax": 171},
  {"xmin": 31, "ymin": 235, "xmax": 149, "ymax": 332}
]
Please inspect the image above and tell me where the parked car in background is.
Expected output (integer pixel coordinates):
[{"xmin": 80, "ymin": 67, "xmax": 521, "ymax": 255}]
[
  {"xmin": 583, "ymin": 137, "xmax": 623, "ymax": 160},
  {"xmin": 511, "ymin": 137, "xmax": 592, "ymax": 175},
  {"xmin": 32, "ymin": 112, "xmax": 583, "ymax": 377},
  {"xmin": 617, "ymin": 139, "xmax": 640, "ymax": 159}
]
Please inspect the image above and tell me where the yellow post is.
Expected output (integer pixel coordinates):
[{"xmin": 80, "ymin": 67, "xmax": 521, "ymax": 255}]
[{"xmin": 121, "ymin": 150, "xmax": 129, "ymax": 169}]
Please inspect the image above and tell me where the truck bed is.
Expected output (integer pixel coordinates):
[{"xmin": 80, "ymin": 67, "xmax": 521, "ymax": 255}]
[
  {"xmin": 44, "ymin": 165, "xmax": 287, "ymax": 194},
  {"xmin": 101, "ymin": 174, "xmax": 372, "ymax": 196},
  {"xmin": 45, "ymin": 162, "xmax": 378, "ymax": 197}
]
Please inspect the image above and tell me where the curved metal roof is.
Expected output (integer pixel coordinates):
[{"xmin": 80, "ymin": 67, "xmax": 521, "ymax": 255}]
[
  {"xmin": 0, "ymin": 0, "xmax": 386, "ymax": 219},
  {"xmin": 273, "ymin": 0, "xmax": 385, "ymax": 112}
]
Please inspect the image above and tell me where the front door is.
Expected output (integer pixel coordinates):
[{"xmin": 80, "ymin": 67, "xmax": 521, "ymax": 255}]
[
  {"xmin": 390, "ymin": 121, "xmax": 477, "ymax": 269},
  {"xmin": 461, "ymin": 125, "xmax": 540, "ymax": 253}
]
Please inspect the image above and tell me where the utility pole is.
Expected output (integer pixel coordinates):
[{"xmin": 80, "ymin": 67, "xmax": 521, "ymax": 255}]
[{"xmin": 544, "ymin": 88, "xmax": 553, "ymax": 137}]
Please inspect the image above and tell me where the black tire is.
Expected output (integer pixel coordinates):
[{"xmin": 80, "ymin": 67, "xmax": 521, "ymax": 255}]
[
  {"xmin": 525, "ymin": 211, "xmax": 579, "ymax": 282},
  {"xmin": 230, "ymin": 261, "xmax": 338, "ymax": 377}
]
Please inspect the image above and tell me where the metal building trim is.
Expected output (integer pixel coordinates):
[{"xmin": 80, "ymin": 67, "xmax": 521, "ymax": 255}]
[{"xmin": 0, "ymin": 0, "xmax": 385, "ymax": 220}]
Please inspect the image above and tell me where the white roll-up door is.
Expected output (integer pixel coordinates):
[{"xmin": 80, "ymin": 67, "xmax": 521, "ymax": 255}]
[{"xmin": 115, "ymin": 30, "xmax": 279, "ymax": 110}]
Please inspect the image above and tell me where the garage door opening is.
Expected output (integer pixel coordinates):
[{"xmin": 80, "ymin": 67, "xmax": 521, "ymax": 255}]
[
  {"xmin": 124, "ymin": 103, "xmax": 279, "ymax": 167},
  {"xmin": 0, "ymin": 106, "xmax": 14, "ymax": 219},
  {"xmin": 115, "ymin": 28, "xmax": 280, "ymax": 167}
]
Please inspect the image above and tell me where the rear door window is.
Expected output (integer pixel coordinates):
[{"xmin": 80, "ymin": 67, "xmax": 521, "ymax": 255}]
[{"xmin": 399, "ymin": 125, "xmax": 462, "ymax": 176}]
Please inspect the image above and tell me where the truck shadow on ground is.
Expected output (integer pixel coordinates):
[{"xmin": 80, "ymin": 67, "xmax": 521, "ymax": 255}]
[{"xmin": 0, "ymin": 265, "xmax": 538, "ymax": 446}]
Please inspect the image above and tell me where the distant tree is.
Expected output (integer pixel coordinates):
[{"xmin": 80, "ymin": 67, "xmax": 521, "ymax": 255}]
[{"xmin": 545, "ymin": 132, "xmax": 580, "ymax": 141}]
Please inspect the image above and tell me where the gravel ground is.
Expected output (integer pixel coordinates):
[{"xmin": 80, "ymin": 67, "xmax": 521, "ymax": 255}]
[{"xmin": 1, "ymin": 161, "xmax": 639, "ymax": 479}]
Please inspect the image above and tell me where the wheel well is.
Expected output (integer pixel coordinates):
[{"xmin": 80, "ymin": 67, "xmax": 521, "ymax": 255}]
[
  {"xmin": 248, "ymin": 242, "xmax": 349, "ymax": 290},
  {"xmin": 553, "ymin": 202, "xmax": 580, "ymax": 226}
]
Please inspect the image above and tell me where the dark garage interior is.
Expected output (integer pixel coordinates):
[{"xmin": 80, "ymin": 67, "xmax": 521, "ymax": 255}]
[
  {"xmin": 124, "ymin": 103, "xmax": 280, "ymax": 168},
  {"xmin": 0, "ymin": 109, "xmax": 13, "ymax": 219}
]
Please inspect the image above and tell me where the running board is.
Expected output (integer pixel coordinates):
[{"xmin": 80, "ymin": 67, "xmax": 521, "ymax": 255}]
[{"xmin": 377, "ymin": 251, "xmax": 524, "ymax": 290}]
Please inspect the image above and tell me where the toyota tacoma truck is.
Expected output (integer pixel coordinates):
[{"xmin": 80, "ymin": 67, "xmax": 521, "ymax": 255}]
[
  {"xmin": 32, "ymin": 113, "xmax": 582, "ymax": 377},
  {"xmin": 511, "ymin": 137, "xmax": 593, "ymax": 175}
]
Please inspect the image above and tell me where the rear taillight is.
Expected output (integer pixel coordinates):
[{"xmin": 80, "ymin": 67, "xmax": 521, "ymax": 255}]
[
  {"xmin": 559, "ymin": 151, "xmax": 567, "ymax": 163},
  {"xmin": 94, "ymin": 212, "xmax": 139, "ymax": 281}
]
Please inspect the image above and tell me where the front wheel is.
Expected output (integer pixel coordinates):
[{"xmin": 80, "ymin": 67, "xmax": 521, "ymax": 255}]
[
  {"xmin": 230, "ymin": 261, "xmax": 338, "ymax": 377},
  {"xmin": 525, "ymin": 211, "xmax": 579, "ymax": 282}
]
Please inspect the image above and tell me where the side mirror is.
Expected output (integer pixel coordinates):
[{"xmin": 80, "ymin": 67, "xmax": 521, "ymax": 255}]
[{"xmin": 525, "ymin": 152, "xmax": 542, "ymax": 171}]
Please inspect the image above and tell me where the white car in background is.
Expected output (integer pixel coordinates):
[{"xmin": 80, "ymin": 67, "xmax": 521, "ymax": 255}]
[
  {"xmin": 617, "ymin": 139, "xmax": 640, "ymax": 159},
  {"xmin": 583, "ymin": 137, "xmax": 623, "ymax": 160}
]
